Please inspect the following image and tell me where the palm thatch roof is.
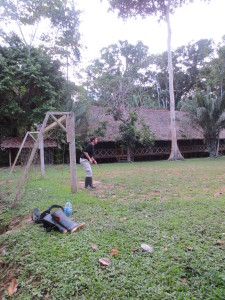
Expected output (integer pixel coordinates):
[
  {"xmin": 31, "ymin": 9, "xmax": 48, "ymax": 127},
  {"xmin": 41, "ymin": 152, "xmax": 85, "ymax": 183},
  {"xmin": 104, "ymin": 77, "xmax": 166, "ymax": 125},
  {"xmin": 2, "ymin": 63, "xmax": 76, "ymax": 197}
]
[
  {"xmin": 1, "ymin": 137, "xmax": 57, "ymax": 150},
  {"xmin": 86, "ymin": 106, "xmax": 225, "ymax": 142}
]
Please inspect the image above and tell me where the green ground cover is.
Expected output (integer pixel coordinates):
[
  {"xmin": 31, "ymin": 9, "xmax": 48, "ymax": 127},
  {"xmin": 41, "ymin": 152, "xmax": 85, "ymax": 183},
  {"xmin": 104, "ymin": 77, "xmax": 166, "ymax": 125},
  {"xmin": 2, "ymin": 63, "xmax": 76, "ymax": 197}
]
[{"xmin": 0, "ymin": 158, "xmax": 225, "ymax": 299}]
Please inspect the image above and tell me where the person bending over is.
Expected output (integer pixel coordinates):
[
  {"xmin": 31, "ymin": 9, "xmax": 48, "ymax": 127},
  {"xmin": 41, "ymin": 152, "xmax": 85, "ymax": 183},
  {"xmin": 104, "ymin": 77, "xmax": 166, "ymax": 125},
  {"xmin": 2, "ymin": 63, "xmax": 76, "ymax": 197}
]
[{"xmin": 80, "ymin": 137, "xmax": 98, "ymax": 189}]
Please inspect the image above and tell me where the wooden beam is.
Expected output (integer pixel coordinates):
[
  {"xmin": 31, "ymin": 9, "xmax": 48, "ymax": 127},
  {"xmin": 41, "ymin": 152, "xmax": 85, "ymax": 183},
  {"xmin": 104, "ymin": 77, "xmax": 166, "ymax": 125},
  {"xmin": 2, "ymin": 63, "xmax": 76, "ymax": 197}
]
[
  {"xmin": 11, "ymin": 114, "xmax": 50, "ymax": 208},
  {"xmin": 28, "ymin": 132, "xmax": 38, "ymax": 142},
  {"xmin": 8, "ymin": 132, "xmax": 29, "ymax": 181},
  {"xmin": 9, "ymin": 149, "xmax": 12, "ymax": 168},
  {"xmin": 11, "ymin": 111, "xmax": 77, "ymax": 207},
  {"xmin": 47, "ymin": 111, "xmax": 70, "ymax": 115},
  {"xmin": 11, "ymin": 140, "xmax": 39, "ymax": 208},
  {"xmin": 50, "ymin": 114, "xmax": 67, "ymax": 133},
  {"xmin": 39, "ymin": 133, "xmax": 45, "ymax": 179},
  {"xmin": 66, "ymin": 112, "xmax": 77, "ymax": 193},
  {"xmin": 43, "ymin": 115, "xmax": 66, "ymax": 134}
]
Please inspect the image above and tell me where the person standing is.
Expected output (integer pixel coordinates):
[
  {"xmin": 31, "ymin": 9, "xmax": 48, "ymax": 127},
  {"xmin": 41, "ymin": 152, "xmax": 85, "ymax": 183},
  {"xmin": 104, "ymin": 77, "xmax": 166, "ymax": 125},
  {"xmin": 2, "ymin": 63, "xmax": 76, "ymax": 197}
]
[{"xmin": 80, "ymin": 137, "xmax": 98, "ymax": 189}]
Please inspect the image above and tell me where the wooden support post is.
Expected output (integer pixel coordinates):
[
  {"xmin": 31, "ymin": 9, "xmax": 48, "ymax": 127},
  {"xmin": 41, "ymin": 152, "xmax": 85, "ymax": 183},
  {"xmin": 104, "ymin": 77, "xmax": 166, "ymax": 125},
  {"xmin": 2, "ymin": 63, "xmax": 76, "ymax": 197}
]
[
  {"xmin": 11, "ymin": 140, "xmax": 39, "ymax": 208},
  {"xmin": 50, "ymin": 114, "xmax": 67, "ymax": 132},
  {"xmin": 66, "ymin": 112, "xmax": 77, "ymax": 193},
  {"xmin": 28, "ymin": 132, "xmax": 38, "ymax": 141},
  {"xmin": 8, "ymin": 132, "xmax": 38, "ymax": 181},
  {"xmin": 44, "ymin": 115, "xmax": 66, "ymax": 134},
  {"xmin": 39, "ymin": 132, "xmax": 45, "ymax": 179},
  {"xmin": 8, "ymin": 132, "xmax": 29, "ymax": 181},
  {"xmin": 11, "ymin": 111, "xmax": 75, "ymax": 208},
  {"xmin": 9, "ymin": 149, "xmax": 12, "ymax": 168},
  {"xmin": 47, "ymin": 111, "xmax": 70, "ymax": 116},
  {"xmin": 11, "ymin": 114, "xmax": 50, "ymax": 208}
]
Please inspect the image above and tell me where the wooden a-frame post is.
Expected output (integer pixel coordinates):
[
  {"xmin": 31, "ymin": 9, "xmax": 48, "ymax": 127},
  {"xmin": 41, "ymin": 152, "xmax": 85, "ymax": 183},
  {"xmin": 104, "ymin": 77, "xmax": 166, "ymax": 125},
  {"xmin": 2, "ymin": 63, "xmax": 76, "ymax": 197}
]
[
  {"xmin": 11, "ymin": 111, "xmax": 77, "ymax": 208},
  {"xmin": 8, "ymin": 131, "xmax": 39, "ymax": 181},
  {"xmin": 66, "ymin": 112, "xmax": 77, "ymax": 193}
]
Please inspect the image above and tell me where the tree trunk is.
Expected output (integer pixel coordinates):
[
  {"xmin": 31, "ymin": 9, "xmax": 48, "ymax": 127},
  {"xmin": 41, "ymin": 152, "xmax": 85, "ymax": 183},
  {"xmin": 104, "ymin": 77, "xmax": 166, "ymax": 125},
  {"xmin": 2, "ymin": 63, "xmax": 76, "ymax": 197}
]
[
  {"xmin": 166, "ymin": 1, "xmax": 184, "ymax": 161},
  {"xmin": 216, "ymin": 138, "xmax": 220, "ymax": 157},
  {"xmin": 127, "ymin": 145, "xmax": 131, "ymax": 162},
  {"xmin": 154, "ymin": 75, "xmax": 161, "ymax": 108},
  {"xmin": 208, "ymin": 138, "xmax": 218, "ymax": 158}
]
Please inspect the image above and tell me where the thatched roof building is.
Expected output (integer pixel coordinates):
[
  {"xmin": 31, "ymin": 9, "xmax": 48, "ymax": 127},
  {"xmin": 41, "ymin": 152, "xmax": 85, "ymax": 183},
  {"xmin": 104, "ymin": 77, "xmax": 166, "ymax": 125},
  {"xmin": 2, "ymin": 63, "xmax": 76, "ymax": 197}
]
[
  {"xmin": 0, "ymin": 137, "xmax": 57, "ymax": 150},
  {"xmin": 78, "ymin": 106, "xmax": 225, "ymax": 161},
  {"xmin": 86, "ymin": 106, "xmax": 225, "ymax": 142},
  {"xmin": 1, "ymin": 107, "xmax": 225, "ymax": 165},
  {"xmin": 0, "ymin": 137, "xmax": 57, "ymax": 167}
]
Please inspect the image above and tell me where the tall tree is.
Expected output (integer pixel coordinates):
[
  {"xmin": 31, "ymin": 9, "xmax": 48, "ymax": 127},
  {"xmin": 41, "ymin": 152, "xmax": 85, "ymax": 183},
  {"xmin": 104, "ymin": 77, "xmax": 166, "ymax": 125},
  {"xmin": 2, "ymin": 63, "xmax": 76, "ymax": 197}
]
[
  {"xmin": 199, "ymin": 42, "xmax": 225, "ymax": 99},
  {"xmin": 174, "ymin": 39, "xmax": 214, "ymax": 102},
  {"xmin": 0, "ymin": 35, "xmax": 69, "ymax": 138},
  {"xmin": 139, "ymin": 39, "xmax": 214, "ymax": 109},
  {"xmin": 147, "ymin": 51, "xmax": 170, "ymax": 109},
  {"xmin": 0, "ymin": 0, "xmax": 81, "ymax": 109},
  {"xmin": 0, "ymin": 0, "xmax": 81, "ymax": 60},
  {"xmin": 107, "ymin": 0, "xmax": 210, "ymax": 160},
  {"xmin": 86, "ymin": 40, "xmax": 151, "ymax": 108}
]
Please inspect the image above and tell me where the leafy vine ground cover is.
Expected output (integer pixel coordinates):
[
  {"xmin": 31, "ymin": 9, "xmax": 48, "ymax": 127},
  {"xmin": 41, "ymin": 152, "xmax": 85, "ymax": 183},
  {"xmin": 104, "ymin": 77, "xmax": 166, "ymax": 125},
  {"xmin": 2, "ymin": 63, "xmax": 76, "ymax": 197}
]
[{"xmin": 0, "ymin": 158, "xmax": 225, "ymax": 299}]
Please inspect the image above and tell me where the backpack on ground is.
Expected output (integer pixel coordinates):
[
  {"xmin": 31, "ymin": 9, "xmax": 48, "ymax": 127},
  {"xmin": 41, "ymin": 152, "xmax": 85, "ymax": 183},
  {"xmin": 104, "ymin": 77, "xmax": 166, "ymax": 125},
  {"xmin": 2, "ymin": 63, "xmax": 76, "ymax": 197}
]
[{"xmin": 31, "ymin": 204, "xmax": 85, "ymax": 234}]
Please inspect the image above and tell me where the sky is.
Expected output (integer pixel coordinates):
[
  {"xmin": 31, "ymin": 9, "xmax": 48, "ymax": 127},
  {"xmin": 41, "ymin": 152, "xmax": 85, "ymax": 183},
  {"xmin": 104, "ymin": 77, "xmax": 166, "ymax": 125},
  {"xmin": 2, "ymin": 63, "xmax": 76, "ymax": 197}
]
[{"xmin": 76, "ymin": 0, "xmax": 225, "ymax": 65}]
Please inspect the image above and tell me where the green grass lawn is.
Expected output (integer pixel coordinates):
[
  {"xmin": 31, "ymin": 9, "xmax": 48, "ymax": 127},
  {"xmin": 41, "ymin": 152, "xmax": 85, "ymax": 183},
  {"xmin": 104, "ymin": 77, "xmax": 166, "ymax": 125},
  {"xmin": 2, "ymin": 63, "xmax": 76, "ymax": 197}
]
[{"xmin": 0, "ymin": 158, "xmax": 225, "ymax": 299}]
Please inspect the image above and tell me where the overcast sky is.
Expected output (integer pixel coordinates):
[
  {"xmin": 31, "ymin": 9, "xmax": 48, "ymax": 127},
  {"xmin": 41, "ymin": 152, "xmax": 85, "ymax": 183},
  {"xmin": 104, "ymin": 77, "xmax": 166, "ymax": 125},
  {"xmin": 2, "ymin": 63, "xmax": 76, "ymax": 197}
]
[{"xmin": 76, "ymin": 0, "xmax": 225, "ymax": 65}]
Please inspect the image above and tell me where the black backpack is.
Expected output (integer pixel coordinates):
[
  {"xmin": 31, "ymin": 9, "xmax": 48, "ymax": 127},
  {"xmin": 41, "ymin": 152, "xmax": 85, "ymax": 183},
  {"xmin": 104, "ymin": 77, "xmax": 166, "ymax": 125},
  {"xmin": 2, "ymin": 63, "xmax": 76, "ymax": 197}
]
[{"xmin": 32, "ymin": 205, "xmax": 85, "ymax": 234}]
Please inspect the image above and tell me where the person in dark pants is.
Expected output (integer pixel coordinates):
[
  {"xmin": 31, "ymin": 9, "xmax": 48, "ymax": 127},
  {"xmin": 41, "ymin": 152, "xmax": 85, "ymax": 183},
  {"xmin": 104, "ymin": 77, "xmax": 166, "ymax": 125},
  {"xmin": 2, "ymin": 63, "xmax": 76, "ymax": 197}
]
[{"xmin": 80, "ymin": 137, "xmax": 98, "ymax": 189}]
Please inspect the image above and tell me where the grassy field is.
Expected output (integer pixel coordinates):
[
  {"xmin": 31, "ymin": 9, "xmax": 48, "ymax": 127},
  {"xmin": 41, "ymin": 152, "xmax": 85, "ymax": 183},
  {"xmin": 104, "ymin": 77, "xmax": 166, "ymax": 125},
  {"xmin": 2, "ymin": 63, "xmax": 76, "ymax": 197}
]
[{"xmin": 0, "ymin": 158, "xmax": 225, "ymax": 299}]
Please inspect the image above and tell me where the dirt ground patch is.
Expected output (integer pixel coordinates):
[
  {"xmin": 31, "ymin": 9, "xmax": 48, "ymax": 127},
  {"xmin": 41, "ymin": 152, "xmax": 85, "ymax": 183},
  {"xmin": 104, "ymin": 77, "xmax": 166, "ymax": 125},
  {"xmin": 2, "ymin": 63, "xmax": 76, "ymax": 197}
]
[
  {"xmin": 78, "ymin": 180, "xmax": 112, "ymax": 194},
  {"xmin": 2, "ymin": 215, "xmax": 31, "ymax": 235},
  {"xmin": 0, "ymin": 180, "xmax": 7, "ymax": 185},
  {"xmin": 0, "ymin": 261, "xmax": 19, "ymax": 299}
]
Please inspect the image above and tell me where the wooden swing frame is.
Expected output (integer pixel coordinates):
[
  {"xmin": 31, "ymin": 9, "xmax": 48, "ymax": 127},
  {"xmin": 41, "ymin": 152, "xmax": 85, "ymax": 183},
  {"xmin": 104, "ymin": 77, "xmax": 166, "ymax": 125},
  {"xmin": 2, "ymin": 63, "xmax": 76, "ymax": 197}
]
[{"xmin": 10, "ymin": 111, "xmax": 77, "ymax": 208}]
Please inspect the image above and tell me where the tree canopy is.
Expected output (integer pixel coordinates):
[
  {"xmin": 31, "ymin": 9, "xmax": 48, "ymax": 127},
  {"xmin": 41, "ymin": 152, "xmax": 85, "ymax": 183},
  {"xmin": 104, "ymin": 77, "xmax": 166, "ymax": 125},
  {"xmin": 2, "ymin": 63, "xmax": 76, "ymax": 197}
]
[
  {"xmin": 181, "ymin": 90, "xmax": 225, "ymax": 157},
  {"xmin": 85, "ymin": 40, "xmax": 151, "ymax": 108},
  {"xmin": 0, "ymin": 0, "xmax": 84, "ymax": 146},
  {"xmin": 0, "ymin": 35, "xmax": 69, "ymax": 138},
  {"xmin": 107, "ymin": 0, "xmax": 195, "ymax": 21},
  {"xmin": 0, "ymin": 0, "xmax": 81, "ymax": 63}
]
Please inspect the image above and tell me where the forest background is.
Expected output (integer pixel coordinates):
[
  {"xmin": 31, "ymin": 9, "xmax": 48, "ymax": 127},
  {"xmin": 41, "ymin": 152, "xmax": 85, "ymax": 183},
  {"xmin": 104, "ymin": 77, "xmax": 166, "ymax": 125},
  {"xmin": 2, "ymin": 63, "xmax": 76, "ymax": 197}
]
[{"xmin": 1, "ymin": 0, "xmax": 225, "ymax": 165}]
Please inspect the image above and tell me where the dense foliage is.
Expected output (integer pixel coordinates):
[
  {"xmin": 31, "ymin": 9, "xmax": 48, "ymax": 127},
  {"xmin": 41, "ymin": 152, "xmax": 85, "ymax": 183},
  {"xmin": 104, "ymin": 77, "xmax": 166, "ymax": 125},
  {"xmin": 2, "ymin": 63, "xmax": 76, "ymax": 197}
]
[
  {"xmin": 0, "ymin": 0, "xmax": 82, "ymax": 133},
  {"xmin": 85, "ymin": 38, "xmax": 220, "ymax": 110},
  {"xmin": 180, "ymin": 90, "xmax": 225, "ymax": 157},
  {"xmin": 0, "ymin": 0, "xmax": 82, "ymax": 143},
  {"xmin": 86, "ymin": 40, "xmax": 151, "ymax": 108},
  {"xmin": 0, "ymin": 35, "xmax": 68, "ymax": 138},
  {"xmin": 117, "ymin": 111, "xmax": 155, "ymax": 161},
  {"xmin": 0, "ymin": 0, "xmax": 81, "ymax": 63},
  {"xmin": 107, "ymin": 0, "xmax": 195, "ymax": 21}
]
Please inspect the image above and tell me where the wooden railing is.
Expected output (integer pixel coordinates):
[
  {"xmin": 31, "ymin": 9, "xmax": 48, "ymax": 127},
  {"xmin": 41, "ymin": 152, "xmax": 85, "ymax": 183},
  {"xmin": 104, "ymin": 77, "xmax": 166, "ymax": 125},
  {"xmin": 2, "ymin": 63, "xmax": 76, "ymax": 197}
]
[
  {"xmin": 94, "ymin": 149, "xmax": 118, "ymax": 158},
  {"xmin": 95, "ymin": 144, "xmax": 225, "ymax": 160},
  {"xmin": 132, "ymin": 147, "xmax": 170, "ymax": 156},
  {"xmin": 180, "ymin": 145, "xmax": 208, "ymax": 153},
  {"xmin": 94, "ymin": 144, "xmax": 217, "ymax": 159}
]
